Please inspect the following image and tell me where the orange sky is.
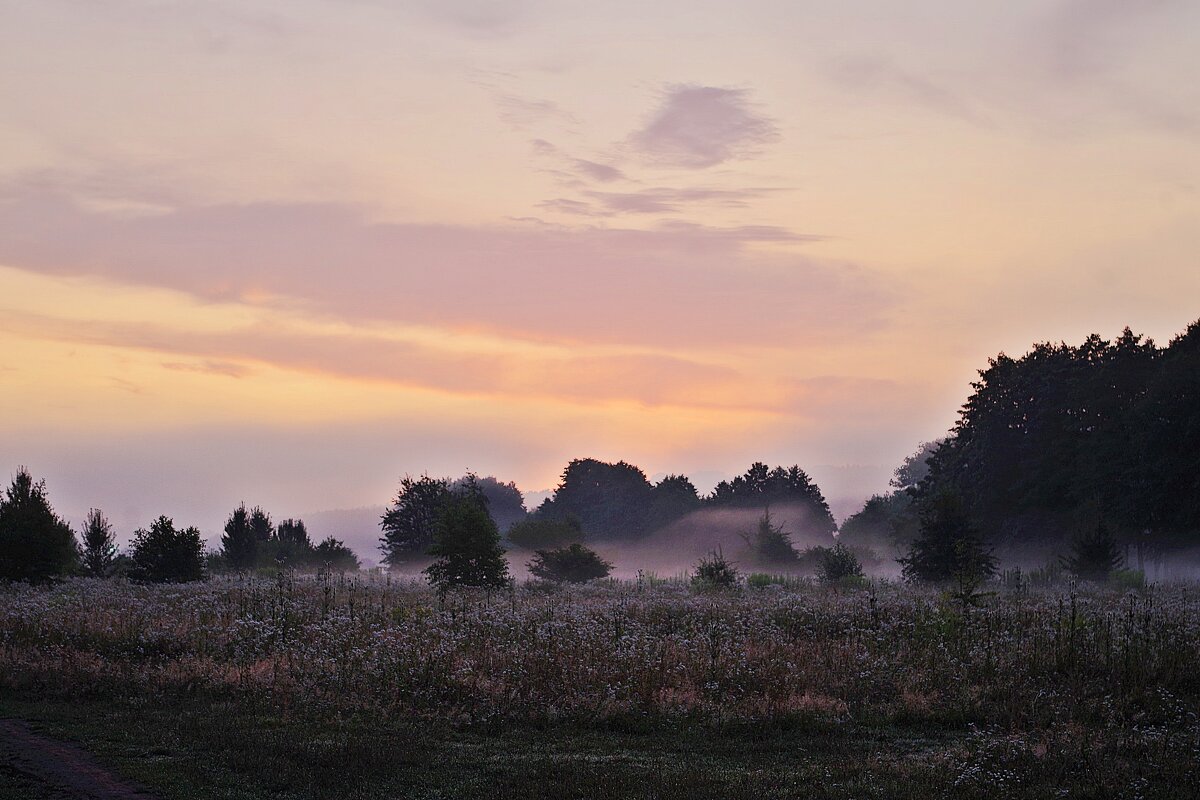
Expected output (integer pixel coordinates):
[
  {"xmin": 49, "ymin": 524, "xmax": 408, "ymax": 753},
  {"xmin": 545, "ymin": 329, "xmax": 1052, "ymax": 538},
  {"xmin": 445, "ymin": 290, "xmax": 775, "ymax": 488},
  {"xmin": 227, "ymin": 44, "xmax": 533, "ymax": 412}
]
[{"xmin": 1, "ymin": 0, "xmax": 1198, "ymax": 544}]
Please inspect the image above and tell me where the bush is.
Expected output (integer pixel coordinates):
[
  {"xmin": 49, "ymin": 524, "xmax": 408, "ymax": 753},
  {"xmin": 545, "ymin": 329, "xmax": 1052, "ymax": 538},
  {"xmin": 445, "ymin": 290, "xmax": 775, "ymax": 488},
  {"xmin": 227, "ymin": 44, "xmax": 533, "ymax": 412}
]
[
  {"xmin": 1111, "ymin": 568, "xmax": 1146, "ymax": 591},
  {"xmin": 747, "ymin": 573, "xmax": 806, "ymax": 590},
  {"xmin": 527, "ymin": 542, "xmax": 612, "ymax": 583},
  {"xmin": 128, "ymin": 516, "xmax": 205, "ymax": 583},
  {"xmin": 691, "ymin": 548, "xmax": 739, "ymax": 588},
  {"xmin": 818, "ymin": 542, "xmax": 864, "ymax": 583},
  {"xmin": 0, "ymin": 467, "xmax": 78, "ymax": 583}
]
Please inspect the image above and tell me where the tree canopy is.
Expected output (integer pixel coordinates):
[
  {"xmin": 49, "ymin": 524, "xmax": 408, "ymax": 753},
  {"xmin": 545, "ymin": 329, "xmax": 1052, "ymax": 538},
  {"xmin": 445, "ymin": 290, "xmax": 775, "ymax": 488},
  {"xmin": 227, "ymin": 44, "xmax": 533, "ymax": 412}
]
[
  {"xmin": 913, "ymin": 323, "xmax": 1200, "ymax": 558},
  {"xmin": 709, "ymin": 463, "xmax": 836, "ymax": 536},
  {"xmin": 423, "ymin": 494, "xmax": 510, "ymax": 591},
  {"xmin": 129, "ymin": 516, "xmax": 205, "ymax": 583}
]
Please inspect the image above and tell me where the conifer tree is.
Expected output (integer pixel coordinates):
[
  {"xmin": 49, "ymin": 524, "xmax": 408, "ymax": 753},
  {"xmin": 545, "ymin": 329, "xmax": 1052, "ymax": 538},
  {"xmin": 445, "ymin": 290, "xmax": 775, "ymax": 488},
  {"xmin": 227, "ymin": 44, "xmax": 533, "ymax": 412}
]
[
  {"xmin": 80, "ymin": 508, "xmax": 118, "ymax": 577},
  {"xmin": 0, "ymin": 467, "xmax": 77, "ymax": 582}
]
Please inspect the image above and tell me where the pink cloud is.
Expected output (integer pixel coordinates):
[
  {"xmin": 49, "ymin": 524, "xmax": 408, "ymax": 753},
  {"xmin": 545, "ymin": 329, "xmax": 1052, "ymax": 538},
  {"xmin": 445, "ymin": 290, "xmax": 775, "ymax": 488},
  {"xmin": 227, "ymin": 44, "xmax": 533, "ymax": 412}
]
[
  {"xmin": 0, "ymin": 184, "xmax": 894, "ymax": 348},
  {"xmin": 628, "ymin": 85, "xmax": 779, "ymax": 168}
]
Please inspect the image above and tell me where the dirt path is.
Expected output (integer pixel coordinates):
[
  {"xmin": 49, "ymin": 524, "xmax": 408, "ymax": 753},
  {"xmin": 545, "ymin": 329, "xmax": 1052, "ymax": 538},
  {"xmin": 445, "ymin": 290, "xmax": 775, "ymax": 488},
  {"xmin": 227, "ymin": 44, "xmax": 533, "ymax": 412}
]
[{"xmin": 0, "ymin": 719, "xmax": 159, "ymax": 799}]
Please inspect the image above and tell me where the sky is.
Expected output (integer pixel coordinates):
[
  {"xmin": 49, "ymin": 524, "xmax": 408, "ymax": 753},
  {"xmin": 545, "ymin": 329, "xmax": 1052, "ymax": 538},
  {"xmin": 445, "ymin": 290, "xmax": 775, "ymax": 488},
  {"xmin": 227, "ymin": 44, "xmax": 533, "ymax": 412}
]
[{"xmin": 1, "ymin": 0, "xmax": 1198, "ymax": 546}]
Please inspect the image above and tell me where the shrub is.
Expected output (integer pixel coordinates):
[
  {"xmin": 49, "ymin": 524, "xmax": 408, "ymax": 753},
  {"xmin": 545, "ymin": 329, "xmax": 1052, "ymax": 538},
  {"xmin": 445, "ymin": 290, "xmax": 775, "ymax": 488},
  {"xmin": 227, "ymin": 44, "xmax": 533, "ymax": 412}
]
[
  {"xmin": 691, "ymin": 548, "xmax": 739, "ymax": 588},
  {"xmin": 1111, "ymin": 568, "xmax": 1146, "ymax": 591},
  {"xmin": 128, "ymin": 516, "xmax": 205, "ymax": 583},
  {"xmin": 527, "ymin": 542, "xmax": 612, "ymax": 583},
  {"xmin": 747, "ymin": 572, "xmax": 807, "ymax": 590},
  {"xmin": 818, "ymin": 542, "xmax": 864, "ymax": 583}
]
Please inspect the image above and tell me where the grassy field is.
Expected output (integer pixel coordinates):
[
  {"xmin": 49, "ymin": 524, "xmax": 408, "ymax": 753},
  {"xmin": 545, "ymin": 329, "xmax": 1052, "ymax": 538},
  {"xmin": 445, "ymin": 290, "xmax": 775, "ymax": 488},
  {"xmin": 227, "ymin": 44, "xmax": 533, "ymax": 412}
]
[{"xmin": 3, "ymin": 574, "xmax": 1199, "ymax": 798}]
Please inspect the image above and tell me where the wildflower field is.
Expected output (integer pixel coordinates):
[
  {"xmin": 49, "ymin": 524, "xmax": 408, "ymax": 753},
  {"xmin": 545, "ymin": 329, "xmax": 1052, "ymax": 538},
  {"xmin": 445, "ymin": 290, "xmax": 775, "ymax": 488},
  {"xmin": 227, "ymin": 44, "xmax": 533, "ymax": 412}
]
[{"xmin": 3, "ymin": 575, "xmax": 1199, "ymax": 799}]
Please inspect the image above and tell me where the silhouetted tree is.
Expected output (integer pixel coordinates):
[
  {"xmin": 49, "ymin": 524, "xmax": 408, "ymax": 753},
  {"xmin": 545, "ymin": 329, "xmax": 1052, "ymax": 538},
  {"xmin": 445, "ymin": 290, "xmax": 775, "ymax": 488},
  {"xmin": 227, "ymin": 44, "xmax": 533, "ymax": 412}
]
[
  {"xmin": 891, "ymin": 441, "xmax": 941, "ymax": 492},
  {"xmin": 536, "ymin": 459, "xmax": 655, "ymax": 539},
  {"xmin": 249, "ymin": 506, "xmax": 274, "ymax": 543},
  {"xmin": 528, "ymin": 543, "xmax": 612, "ymax": 584},
  {"xmin": 380, "ymin": 475, "xmax": 452, "ymax": 565},
  {"xmin": 270, "ymin": 518, "xmax": 313, "ymax": 567},
  {"xmin": 221, "ymin": 503, "xmax": 257, "ymax": 570},
  {"xmin": 507, "ymin": 515, "xmax": 583, "ymax": 550},
  {"xmin": 452, "ymin": 475, "xmax": 527, "ymax": 533},
  {"xmin": 646, "ymin": 474, "xmax": 702, "ymax": 531},
  {"xmin": 424, "ymin": 495, "xmax": 510, "ymax": 591},
  {"xmin": 276, "ymin": 518, "xmax": 311, "ymax": 547},
  {"xmin": 128, "ymin": 516, "xmax": 205, "ymax": 583},
  {"xmin": 709, "ymin": 463, "xmax": 837, "ymax": 536},
  {"xmin": 314, "ymin": 536, "xmax": 360, "ymax": 572},
  {"xmin": 900, "ymin": 492, "xmax": 996, "ymax": 584},
  {"xmin": 914, "ymin": 327, "xmax": 1161, "ymax": 553},
  {"xmin": 1061, "ymin": 522, "xmax": 1124, "ymax": 582},
  {"xmin": 79, "ymin": 508, "xmax": 118, "ymax": 577},
  {"xmin": 1140, "ymin": 320, "xmax": 1200, "ymax": 545},
  {"xmin": 0, "ymin": 467, "xmax": 77, "ymax": 582}
]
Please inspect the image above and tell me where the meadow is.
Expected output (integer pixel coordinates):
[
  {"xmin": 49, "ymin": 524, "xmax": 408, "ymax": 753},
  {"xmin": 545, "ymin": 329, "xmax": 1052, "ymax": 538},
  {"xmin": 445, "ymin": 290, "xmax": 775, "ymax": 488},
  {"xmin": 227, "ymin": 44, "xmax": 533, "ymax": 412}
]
[{"xmin": 3, "ymin": 574, "xmax": 1199, "ymax": 798}]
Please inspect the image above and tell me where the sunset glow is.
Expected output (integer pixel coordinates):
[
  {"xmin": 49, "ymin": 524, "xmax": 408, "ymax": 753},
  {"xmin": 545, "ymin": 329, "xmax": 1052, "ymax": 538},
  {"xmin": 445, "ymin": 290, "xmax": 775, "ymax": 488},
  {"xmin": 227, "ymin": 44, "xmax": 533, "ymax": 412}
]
[{"xmin": 2, "ymin": 0, "xmax": 1198, "ymax": 538}]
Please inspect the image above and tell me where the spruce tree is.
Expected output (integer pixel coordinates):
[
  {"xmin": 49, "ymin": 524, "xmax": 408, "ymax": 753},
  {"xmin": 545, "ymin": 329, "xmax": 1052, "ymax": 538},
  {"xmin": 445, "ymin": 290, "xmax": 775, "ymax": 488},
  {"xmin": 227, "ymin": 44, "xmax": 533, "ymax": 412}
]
[
  {"xmin": 1061, "ymin": 522, "xmax": 1124, "ymax": 582},
  {"xmin": 221, "ymin": 503, "xmax": 257, "ymax": 570},
  {"xmin": 900, "ymin": 491, "xmax": 997, "ymax": 584},
  {"xmin": 80, "ymin": 508, "xmax": 118, "ymax": 577},
  {"xmin": 0, "ymin": 467, "xmax": 77, "ymax": 582}
]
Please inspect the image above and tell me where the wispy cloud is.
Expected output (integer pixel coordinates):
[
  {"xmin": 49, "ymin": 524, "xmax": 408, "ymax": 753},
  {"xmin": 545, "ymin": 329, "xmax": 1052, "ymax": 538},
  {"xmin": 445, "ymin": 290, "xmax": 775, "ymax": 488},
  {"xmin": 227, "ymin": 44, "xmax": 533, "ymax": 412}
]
[
  {"xmin": 0, "ymin": 183, "xmax": 891, "ymax": 348},
  {"xmin": 494, "ymin": 93, "xmax": 578, "ymax": 128},
  {"xmin": 0, "ymin": 309, "xmax": 779, "ymax": 413},
  {"xmin": 582, "ymin": 187, "xmax": 779, "ymax": 214},
  {"xmin": 571, "ymin": 159, "xmax": 625, "ymax": 183},
  {"xmin": 825, "ymin": 56, "xmax": 991, "ymax": 127},
  {"xmin": 161, "ymin": 360, "xmax": 254, "ymax": 379},
  {"xmin": 628, "ymin": 85, "xmax": 779, "ymax": 169}
]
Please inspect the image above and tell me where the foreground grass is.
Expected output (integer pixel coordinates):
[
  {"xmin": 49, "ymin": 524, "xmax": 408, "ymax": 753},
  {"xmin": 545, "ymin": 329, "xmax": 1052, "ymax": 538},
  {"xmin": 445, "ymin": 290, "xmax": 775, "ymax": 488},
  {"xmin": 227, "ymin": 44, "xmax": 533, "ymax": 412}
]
[
  {"xmin": 3, "ymin": 576, "xmax": 1199, "ymax": 797},
  {"xmin": 0, "ymin": 694, "xmax": 975, "ymax": 799},
  {"xmin": 8, "ymin": 691, "xmax": 1172, "ymax": 800}
]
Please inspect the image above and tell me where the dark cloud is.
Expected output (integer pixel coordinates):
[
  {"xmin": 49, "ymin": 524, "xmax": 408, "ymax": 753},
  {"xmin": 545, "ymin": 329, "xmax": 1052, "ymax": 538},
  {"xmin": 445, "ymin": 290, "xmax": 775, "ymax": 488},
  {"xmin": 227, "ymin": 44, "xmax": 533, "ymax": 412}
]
[{"xmin": 628, "ymin": 85, "xmax": 779, "ymax": 168}]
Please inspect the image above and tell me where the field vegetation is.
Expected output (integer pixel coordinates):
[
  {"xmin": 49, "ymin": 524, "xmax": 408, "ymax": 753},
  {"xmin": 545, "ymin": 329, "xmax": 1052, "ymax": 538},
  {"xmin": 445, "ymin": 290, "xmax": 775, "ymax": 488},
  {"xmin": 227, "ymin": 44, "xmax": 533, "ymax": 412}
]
[{"xmin": 3, "ymin": 574, "xmax": 1199, "ymax": 797}]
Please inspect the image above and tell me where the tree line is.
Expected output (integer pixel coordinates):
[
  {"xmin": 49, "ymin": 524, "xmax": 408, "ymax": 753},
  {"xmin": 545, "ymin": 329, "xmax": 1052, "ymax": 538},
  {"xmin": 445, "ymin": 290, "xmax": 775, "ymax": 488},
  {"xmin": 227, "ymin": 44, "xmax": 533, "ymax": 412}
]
[
  {"xmin": 4, "ymin": 318, "xmax": 1196, "ymax": 590},
  {"xmin": 0, "ymin": 470, "xmax": 359, "ymax": 584}
]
